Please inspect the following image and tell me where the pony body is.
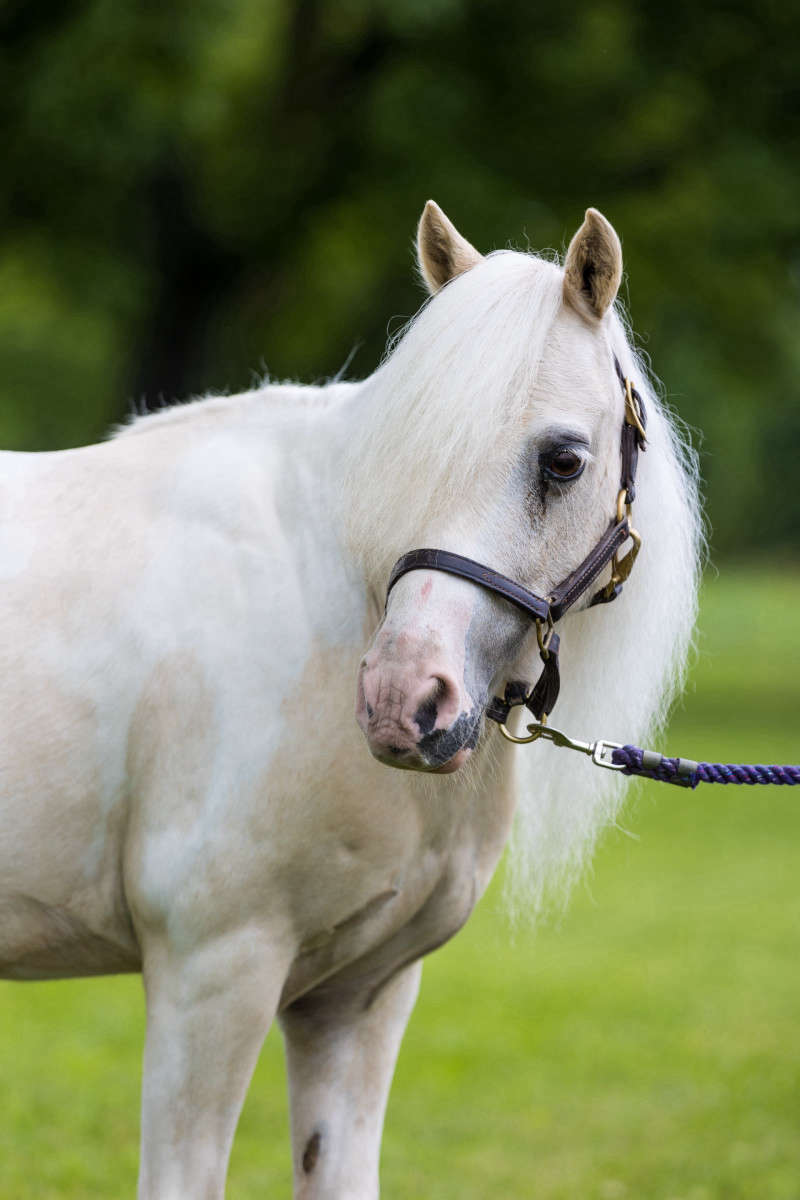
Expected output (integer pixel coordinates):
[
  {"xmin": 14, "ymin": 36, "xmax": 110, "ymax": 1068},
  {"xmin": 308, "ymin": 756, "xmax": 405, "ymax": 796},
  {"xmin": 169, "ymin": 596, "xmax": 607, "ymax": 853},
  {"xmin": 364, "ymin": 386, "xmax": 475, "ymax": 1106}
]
[{"xmin": 0, "ymin": 203, "xmax": 700, "ymax": 1197}]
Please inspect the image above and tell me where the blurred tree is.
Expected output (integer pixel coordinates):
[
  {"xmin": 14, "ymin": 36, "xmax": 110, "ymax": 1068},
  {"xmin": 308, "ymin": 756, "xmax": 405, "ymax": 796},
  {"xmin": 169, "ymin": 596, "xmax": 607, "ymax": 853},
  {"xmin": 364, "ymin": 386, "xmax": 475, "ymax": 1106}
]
[{"xmin": 0, "ymin": 0, "xmax": 797, "ymax": 554}]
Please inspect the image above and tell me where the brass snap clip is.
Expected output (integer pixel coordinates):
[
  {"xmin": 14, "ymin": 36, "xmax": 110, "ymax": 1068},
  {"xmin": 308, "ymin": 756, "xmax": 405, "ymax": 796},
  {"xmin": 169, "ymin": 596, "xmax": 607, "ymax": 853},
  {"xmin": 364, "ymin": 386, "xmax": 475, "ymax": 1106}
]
[{"xmin": 500, "ymin": 718, "xmax": 627, "ymax": 770}]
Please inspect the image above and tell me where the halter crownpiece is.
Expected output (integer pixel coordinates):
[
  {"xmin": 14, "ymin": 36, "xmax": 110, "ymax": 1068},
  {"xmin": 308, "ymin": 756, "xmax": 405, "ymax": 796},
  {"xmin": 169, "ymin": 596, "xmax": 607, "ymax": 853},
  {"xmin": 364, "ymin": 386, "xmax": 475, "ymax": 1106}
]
[{"xmin": 385, "ymin": 355, "xmax": 647, "ymax": 735}]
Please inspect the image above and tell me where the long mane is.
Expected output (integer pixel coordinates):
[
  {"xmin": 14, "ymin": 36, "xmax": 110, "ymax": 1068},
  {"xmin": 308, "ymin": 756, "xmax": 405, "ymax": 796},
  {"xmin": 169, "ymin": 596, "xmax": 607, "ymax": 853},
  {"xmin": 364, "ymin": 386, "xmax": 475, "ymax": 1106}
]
[
  {"xmin": 507, "ymin": 321, "xmax": 701, "ymax": 918},
  {"xmin": 343, "ymin": 252, "xmax": 564, "ymax": 579},
  {"xmin": 344, "ymin": 249, "xmax": 702, "ymax": 918}
]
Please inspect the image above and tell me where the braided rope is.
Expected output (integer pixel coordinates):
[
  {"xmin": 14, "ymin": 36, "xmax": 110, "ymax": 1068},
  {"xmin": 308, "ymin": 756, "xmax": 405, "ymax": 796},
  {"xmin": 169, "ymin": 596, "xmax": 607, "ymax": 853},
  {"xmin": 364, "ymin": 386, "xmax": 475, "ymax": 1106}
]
[{"xmin": 611, "ymin": 745, "xmax": 800, "ymax": 788}]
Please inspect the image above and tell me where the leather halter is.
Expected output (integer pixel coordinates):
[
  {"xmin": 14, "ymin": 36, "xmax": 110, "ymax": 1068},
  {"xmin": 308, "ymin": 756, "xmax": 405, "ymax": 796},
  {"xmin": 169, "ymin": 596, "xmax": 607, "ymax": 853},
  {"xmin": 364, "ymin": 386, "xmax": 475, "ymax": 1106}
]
[{"xmin": 385, "ymin": 356, "xmax": 647, "ymax": 729}]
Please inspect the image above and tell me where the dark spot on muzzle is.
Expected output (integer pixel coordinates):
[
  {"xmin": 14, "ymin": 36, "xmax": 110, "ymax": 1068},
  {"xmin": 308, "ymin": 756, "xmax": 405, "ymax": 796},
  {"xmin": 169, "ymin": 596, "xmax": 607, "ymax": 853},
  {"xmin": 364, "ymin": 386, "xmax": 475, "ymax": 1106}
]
[{"xmin": 417, "ymin": 705, "xmax": 482, "ymax": 767}]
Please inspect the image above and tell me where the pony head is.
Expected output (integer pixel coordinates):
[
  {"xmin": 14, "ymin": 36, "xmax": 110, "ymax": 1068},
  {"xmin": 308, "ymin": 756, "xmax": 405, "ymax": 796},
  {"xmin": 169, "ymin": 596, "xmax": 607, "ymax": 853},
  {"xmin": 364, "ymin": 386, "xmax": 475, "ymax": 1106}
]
[
  {"xmin": 357, "ymin": 203, "xmax": 636, "ymax": 766},
  {"xmin": 350, "ymin": 201, "xmax": 699, "ymax": 905}
]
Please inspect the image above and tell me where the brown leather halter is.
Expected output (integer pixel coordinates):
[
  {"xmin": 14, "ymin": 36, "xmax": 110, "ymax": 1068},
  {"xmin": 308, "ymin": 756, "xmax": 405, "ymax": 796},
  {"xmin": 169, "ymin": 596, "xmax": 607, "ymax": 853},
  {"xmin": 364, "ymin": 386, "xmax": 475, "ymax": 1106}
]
[{"xmin": 385, "ymin": 356, "xmax": 647, "ymax": 732}]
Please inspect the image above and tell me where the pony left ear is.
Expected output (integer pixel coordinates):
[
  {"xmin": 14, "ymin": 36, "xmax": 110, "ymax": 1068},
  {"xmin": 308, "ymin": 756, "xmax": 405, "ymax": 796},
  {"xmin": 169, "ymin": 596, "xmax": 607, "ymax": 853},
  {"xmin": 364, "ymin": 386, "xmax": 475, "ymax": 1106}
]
[
  {"xmin": 563, "ymin": 208, "xmax": 622, "ymax": 320},
  {"xmin": 416, "ymin": 200, "xmax": 483, "ymax": 294}
]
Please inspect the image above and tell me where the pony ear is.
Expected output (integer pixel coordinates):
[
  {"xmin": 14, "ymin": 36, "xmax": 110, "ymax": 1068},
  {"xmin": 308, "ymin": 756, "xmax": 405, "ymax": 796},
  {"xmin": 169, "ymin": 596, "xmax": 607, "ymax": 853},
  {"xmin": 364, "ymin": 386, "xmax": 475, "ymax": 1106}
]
[
  {"xmin": 416, "ymin": 200, "xmax": 483, "ymax": 294},
  {"xmin": 563, "ymin": 208, "xmax": 623, "ymax": 320}
]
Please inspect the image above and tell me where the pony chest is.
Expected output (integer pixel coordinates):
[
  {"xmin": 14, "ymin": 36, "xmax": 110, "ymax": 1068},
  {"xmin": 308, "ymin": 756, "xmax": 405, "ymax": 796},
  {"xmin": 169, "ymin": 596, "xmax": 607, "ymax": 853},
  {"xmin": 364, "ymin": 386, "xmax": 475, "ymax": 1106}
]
[{"xmin": 280, "ymin": 834, "xmax": 480, "ymax": 1009}]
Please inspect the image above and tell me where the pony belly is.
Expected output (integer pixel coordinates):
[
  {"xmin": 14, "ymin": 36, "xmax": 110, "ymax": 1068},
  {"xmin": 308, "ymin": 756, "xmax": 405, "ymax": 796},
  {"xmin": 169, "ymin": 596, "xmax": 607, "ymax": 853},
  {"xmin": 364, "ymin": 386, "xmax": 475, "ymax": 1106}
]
[
  {"xmin": 0, "ymin": 767, "xmax": 140, "ymax": 979},
  {"xmin": 0, "ymin": 892, "xmax": 141, "ymax": 981},
  {"xmin": 0, "ymin": 678, "xmax": 140, "ymax": 980}
]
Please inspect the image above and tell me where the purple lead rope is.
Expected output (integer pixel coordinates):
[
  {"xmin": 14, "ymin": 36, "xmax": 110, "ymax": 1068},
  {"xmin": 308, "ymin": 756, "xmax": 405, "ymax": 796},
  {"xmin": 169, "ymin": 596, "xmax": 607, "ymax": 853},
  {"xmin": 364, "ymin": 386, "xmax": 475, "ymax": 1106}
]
[
  {"xmin": 611, "ymin": 745, "xmax": 800, "ymax": 788},
  {"xmin": 494, "ymin": 716, "xmax": 800, "ymax": 790}
]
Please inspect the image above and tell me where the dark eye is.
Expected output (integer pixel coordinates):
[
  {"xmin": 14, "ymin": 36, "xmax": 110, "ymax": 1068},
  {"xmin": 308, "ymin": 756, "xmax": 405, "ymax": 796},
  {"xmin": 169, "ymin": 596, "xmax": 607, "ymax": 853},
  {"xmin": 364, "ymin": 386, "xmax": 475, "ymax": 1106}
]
[{"xmin": 542, "ymin": 447, "xmax": 585, "ymax": 481}]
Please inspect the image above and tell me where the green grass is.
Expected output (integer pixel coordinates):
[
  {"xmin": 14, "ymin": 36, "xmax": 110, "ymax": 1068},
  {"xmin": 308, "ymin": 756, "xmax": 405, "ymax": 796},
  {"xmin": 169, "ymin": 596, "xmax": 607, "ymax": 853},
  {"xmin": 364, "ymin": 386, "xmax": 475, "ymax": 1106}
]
[{"xmin": 2, "ymin": 568, "xmax": 800, "ymax": 1198}]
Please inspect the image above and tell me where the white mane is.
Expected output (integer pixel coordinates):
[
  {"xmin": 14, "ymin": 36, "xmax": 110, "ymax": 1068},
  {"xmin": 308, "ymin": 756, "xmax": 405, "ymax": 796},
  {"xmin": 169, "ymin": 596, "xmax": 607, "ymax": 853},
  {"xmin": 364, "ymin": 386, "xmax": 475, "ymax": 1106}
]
[
  {"xmin": 342, "ymin": 251, "xmax": 564, "ymax": 578},
  {"xmin": 118, "ymin": 381, "xmax": 346, "ymax": 438},
  {"xmin": 508, "ymin": 323, "xmax": 701, "ymax": 918}
]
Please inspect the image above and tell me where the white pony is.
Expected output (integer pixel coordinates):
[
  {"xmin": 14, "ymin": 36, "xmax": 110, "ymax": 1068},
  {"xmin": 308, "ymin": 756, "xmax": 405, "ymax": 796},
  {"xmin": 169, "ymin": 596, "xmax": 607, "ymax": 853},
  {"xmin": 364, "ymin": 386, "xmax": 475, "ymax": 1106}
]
[{"xmin": 0, "ymin": 202, "xmax": 700, "ymax": 1197}]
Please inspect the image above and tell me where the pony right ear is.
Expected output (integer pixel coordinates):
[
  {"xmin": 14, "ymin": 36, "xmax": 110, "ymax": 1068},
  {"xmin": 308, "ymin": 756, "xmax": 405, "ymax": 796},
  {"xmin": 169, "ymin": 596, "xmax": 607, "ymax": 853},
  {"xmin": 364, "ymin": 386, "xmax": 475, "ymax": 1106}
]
[
  {"xmin": 416, "ymin": 200, "xmax": 483, "ymax": 294},
  {"xmin": 563, "ymin": 208, "xmax": 622, "ymax": 321}
]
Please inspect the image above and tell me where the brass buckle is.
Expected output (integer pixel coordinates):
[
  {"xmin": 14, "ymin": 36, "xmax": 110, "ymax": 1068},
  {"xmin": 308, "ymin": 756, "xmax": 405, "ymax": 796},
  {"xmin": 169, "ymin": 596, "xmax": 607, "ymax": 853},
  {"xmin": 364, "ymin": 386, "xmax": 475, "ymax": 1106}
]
[
  {"xmin": 624, "ymin": 378, "xmax": 647, "ymax": 443},
  {"xmin": 612, "ymin": 525, "xmax": 642, "ymax": 586},
  {"xmin": 596, "ymin": 489, "xmax": 643, "ymax": 603},
  {"xmin": 535, "ymin": 614, "xmax": 554, "ymax": 658}
]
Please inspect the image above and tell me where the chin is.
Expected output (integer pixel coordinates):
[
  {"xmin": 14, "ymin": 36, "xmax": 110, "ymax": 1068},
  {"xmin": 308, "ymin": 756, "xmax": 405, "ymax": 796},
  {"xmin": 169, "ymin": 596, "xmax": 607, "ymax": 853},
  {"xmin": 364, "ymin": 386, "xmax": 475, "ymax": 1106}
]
[
  {"xmin": 369, "ymin": 743, "xmax": 474, "ymax": 775},
  {"xmin": 429, "ymin": 746, "xmax": 473, "ymax": 774}
]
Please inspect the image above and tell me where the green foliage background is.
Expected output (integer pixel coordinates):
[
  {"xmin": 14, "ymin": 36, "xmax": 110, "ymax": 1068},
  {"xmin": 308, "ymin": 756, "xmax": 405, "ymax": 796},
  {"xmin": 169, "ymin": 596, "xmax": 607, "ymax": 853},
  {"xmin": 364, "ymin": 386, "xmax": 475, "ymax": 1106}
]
[{"xmin": 1, "ymin": 0, "xmax": 798, "ymax": 553}]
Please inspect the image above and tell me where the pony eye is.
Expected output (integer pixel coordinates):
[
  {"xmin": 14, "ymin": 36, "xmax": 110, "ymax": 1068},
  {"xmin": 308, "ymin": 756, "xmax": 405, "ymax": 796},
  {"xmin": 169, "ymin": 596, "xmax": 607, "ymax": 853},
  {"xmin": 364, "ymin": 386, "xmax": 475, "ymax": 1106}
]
[{"xmin": 542, "ymin": 447, "xmax": 585, "ymax": 481}]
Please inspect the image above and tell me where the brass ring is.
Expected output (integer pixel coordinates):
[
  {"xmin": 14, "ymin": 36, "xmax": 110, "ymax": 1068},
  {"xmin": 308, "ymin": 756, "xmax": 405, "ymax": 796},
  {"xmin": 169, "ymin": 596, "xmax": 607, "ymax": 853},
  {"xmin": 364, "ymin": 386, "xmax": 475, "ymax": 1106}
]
[{"xmin": 499, "ymin": 721, "xmax": 542, "ymax": 744}]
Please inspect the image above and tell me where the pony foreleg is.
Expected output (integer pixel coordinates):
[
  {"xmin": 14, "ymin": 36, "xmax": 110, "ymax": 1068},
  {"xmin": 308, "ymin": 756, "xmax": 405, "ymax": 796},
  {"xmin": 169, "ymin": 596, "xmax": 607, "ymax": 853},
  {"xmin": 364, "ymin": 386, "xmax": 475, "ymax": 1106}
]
[
  {"xmin": 279, "ymin": 960, "xmax": 422, "ymax": 1200},
  {"xmin": 137, "ymin": 929, "xmax": 289, "ymax": 1200}
]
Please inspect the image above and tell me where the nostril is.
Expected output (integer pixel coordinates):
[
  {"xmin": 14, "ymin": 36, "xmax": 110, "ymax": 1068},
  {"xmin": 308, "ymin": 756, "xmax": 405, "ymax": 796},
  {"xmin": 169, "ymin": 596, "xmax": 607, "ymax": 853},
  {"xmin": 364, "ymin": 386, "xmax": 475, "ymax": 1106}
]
[
  {"xmin": 414, "ymin": 693, "xmax": 438, "ymax": 737},
  {"xmin": 434, "ymin": 672, "xmax": 459, "ymax": 707},
  {"xmin": 414, "ymin": 674, "xmax": 459, "ymax": 736}
]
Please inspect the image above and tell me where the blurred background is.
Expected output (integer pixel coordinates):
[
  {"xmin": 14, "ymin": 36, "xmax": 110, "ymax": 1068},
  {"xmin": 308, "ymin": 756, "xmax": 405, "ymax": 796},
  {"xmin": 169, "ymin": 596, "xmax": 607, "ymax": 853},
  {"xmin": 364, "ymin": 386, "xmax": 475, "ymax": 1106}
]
[
  {"xmin": 1, "ymin": 3, "xmax": 799, "ymax": 1198},
  {"xmin": 1, "ymin": 0, "xmax": 798, "ymax": 554}
]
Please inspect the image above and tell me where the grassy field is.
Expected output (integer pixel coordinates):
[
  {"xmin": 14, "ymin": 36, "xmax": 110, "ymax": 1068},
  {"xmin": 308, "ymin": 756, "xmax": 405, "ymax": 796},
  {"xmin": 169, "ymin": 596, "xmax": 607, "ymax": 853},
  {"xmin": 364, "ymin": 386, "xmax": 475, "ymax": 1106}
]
[{"xmin": 2, "ymin": 569, "xmax": 799, "ymax": 1198}]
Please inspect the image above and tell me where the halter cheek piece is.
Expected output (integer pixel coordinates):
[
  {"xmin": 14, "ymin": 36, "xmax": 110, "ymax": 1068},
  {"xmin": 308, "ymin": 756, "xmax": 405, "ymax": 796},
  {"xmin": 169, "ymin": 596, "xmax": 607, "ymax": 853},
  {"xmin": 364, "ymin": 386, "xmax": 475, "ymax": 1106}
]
[{"xmin": 385, "ymin": 356, "xmax": 647, "ymax": 737}]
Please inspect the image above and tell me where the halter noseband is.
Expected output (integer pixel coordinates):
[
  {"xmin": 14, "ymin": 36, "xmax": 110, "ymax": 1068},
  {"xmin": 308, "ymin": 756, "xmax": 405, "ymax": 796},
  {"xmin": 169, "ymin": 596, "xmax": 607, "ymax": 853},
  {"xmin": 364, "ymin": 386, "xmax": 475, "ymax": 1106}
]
[{"xmin": 384, "ymin": 356, "xmax": 647, "ymax": 735}]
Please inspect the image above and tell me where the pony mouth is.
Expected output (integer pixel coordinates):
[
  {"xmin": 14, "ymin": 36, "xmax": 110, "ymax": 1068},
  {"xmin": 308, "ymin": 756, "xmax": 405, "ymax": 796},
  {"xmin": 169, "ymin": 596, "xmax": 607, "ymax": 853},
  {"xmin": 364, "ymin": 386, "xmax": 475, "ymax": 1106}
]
[
  {"xmin": 370, "ymin": 707, "xmax": 483, "ymax": 774},
  {"xmin": 416, "ymin": 705, "xmax": 482, "ymax": 766},
  {"xmin": 372, "ymin": 743, "xmax": 475, "ymax": 774},
  {"xmin": 429, "ymin": 746, "xmax": 473, "ymax": 773}
]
